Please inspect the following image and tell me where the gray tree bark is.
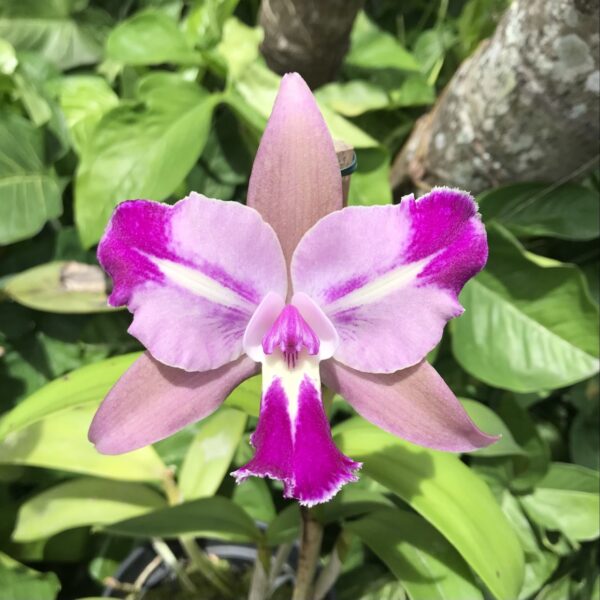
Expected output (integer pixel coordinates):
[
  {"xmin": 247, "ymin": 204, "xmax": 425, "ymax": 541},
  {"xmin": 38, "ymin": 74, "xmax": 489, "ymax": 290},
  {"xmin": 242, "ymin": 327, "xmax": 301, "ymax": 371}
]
[
  {"xmin": 259, "ymin": 0, "xmax": 364, "ymax": 89},
  {"xmin": 391, "ymin": 0, "xmax": 600, "ymax": 196}
]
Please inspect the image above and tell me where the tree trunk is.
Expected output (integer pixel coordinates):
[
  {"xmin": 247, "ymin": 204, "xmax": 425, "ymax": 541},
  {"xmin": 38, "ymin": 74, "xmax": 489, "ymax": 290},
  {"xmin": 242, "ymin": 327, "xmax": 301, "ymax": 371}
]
[
  {"xmin": 391, "ymin": 0, "xmax": 600, "ymax": 196},
  {"xmin": 259, "ymin": 0, "xmax": 364, "ymax": 89}
]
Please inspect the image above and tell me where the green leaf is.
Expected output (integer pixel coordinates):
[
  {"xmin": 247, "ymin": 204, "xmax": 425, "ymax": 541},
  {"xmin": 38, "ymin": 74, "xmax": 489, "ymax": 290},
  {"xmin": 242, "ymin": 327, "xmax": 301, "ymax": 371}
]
[
  {"xmin": 185, "ymin": 0, "xmax": 239, "ymax": 50},
  {"xmin": 232, "ymin": 477, "xmax": 275, "ymax": 523},
  {"xmin": 0, "ymin": 404, "xmax": 165, "ymax": 482},
  {"xmin": 266, "ymin": 504, "xmax": 300, "ymax": 546},
  {"xmin": 0, "ymin": 353, "xmax": 140, "ymax": 441},
  {"xmin": 0, "ymin": 37, "xmax": 17, "ymax": 74},
  {"xmin": 519, "ymin": 463, "xmax": 600, "ymax": 542},
  {"xmin": 179, "ymin": 408, "xmax": 246, "ymax": 500},
  {"xmin": 316, "ymin": 80, "xmax": 390, "ymax": 116},
  {"xmin": 224, "ymin": 375, "xmax": 260, "ymax": 416},
  {"xmin": 106, "ymin": 11, "xmax": 202, "ymax": 66},
  {"xmin": 346, "ymin": 508, "xmax": 483, "ymax": 600},
  {"xmin": 12, "ymin": 477, "xmax": 166, "ymax": 542},
  {"xmin": 3, "ymin": 261, "xmax": 113, "ymax": 314},
  {"xmin": 479, "ymin": 182, "xmax": 600, "ymax": 241},
  {"xmin": 334, "ymin": 418, "xmax": 524, "ymax": 600},
  {"xmin": 75, "ymin": 77, "xmax": 219, "ymax": 247},
  {"xmin": 0, "ymin": 0, "xmax": 107, "ymax": 70},
  {"xmin": 314, "ymin": 487, "xmax": 394, "ymax": 525},
  {"xmin": 0, "ymin": 552, "xmax": 60, "ymax": 600},
  {"xmin": 500, "ymin": 491, "xmax": 558, "ymax": 599},
  {"xmin": 347, "ymin": 13, "xmax": 421, "ymax": 73},
  {"xmin": 460, "ymin": 398, "xmax": 524, "ymax": 457},
  {"xmin": 0, "ymin": 112, "xmax": 62, "ymax": 245},
  {"xmin": 452, "ymin": 225, "xmax": 599, "ymax": 392},
  {"xmin": 58, "ymin": 75, "xmax": 119, "ymax": 155},
  {"xmin": 106, "ymin": 496, "xmax": 261, "ymax": 542},
  {"xmin": 348, "ymin": 148, "xmax": 392, "ymax": 206}
]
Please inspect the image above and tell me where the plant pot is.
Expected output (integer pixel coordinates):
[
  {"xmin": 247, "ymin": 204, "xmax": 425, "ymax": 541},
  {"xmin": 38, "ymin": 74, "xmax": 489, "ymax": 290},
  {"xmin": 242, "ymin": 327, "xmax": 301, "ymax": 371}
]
[{"xmin": 103, "ymin": 537, "xmax": 335, "ymax": 599}]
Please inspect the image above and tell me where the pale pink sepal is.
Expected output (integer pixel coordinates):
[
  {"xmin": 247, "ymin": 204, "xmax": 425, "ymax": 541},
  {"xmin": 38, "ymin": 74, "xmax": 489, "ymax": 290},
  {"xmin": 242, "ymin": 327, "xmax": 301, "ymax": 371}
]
[
  {"xmin": 246, "ymin": 73, "xmax": 343, "ymax": 265},
  {"xmin": 89, "ymin": 352, "xmax": 258, "ymax": 454},
  {"xmin": 321, "ymin": 359, "xmax": 499, "ymax": 452}
]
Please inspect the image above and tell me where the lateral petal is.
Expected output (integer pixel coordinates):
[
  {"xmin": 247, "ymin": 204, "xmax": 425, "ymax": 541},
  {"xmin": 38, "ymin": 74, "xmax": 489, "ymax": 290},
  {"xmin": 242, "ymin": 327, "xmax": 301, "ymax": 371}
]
[
  {"xmin": 291, "ymin": 188, "xmax": 487, "ymax": 373},
  {"xmin": 89, "ymin": 352, "xmax": 258, "ymax": 454},
  {"xmin": 98, "ymin": 194, "xmax": 287, "ymax": 371},
  {"xmin": 246, "ymin": 73, "xmax": 342, "ymax": 265},
  {"xmin": 321, "ymin": 359, "xmax": 498, "ymax": 452}
]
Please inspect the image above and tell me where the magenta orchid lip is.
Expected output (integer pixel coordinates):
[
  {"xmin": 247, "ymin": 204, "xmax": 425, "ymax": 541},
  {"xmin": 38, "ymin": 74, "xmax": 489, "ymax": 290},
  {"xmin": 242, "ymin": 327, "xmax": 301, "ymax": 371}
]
[{"xmin": 89, "ymin": 73, "xmax": 497, "ymax": 507}]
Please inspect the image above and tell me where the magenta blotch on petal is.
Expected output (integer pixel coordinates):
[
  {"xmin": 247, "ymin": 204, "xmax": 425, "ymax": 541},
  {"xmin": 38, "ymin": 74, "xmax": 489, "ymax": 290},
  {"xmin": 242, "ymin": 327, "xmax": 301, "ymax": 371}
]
[
  {"xmin": 246, "ymin": 73, "xmax": 342, "ymax": 265},
  {"xmin": 89, "ymin": 352, "xmax": 258, "ymax": 454},
  {"xmin": 291, "ymin": 187, "xmax": 488, "ymax": 374},
  {"xmin": 98, "ymin": 194, "xmax": 287, "ymax": 372},
  {"xmin": 233, "ymin": 354, "xmax": 360, "ymax": 506},
  {"xmin": 321, "ymin": 359, "xmax": 499, "ymax": 452}
]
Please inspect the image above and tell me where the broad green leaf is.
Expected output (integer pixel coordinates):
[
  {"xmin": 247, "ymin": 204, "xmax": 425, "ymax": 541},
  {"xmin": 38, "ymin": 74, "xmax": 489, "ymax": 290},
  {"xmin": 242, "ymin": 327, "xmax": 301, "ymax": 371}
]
[
  {"xmin": 58, "ymin": 76, "xmax": 118, "ymax": 154},
  {"xmin": 216, "ymin": 17, "xmax": 262, "ymax": 80},
  {"xmin": 0, "ymin": 0, "xmax": 106, "ymax": 70},
  {"xmin": 0, "ymin": 552, "xmax": 60, "ymax": 600},
  {"xmin": 186, "ymin": 0, "xmax": 239, "ymax": 50},
  {"xmin": 0, "ymin": 353, "xmax": 140, "ymax": 441},
  {"xmin": 232, "ymin": 478, "xmax": 276, "ymax": 523},
  {"xmin": 0, "ymin": 112, "xmax": 62, "ymax": 245},
  {"xmin": 479, "ymin": 182, "xmax": 600, "ymax": 241},
  {"xmin": 266, "ymin": 504, "xmax": 300, "ymax": 546},
  {"xmin": 348, "ymin": 148, "xmax": 392, "ymax": 206},
  {"xmin": 0, "ymin": 38, "xmax": 17, "ymax": 74},
  {"xmin": 224, "ymin": 375, "xmax": 260, "ymax": 416},
  {"xmin": 520, "ymin": 463, "xmax": 600, "ymax": 542},
  {"xmin": 452, "ymin": 225, "xmax": 599, "ymax": 392},
  {"xmin": 314, "ymin": 487, "xmax": 394, "ymax": 525},
  {"xmin": 106, "ymin": 11, "xmax": 202, "ymax": 66},
  {"xmin": 317, "ymin": 80, "xmax": 390, "ymax": 116},
  {"xmin": 12, "ymin": 477, "xmax": 166, "ymax": 542},
  {"xmin": 179, "ymin": 408, "xmax": 246, "ymax": 500},
  {"xmin": 346, "ymin": 13, "xmax": 421, "ymax": 72},
  {"xmin": 460, "ymin": 398, "xmax": 524, "ymax": 456},
  {"xmin": 3, "ymin": 261, "xmax": 112, "ymax": 314},
  {"xmin": 501, "ymin": 491, "xmax": 558, "ymax": 599},
  {"xmin": 105, "ymin": 496, "xmax": 261, "ymax": 542},
  {"xmin": 335, "ymin": 418, "xmax": 524, "ymax": 600},
  {"xmin": 0, "ymin": 404, "xmax": 165, "ymax": 482},
  {"xmin": 75, "ymin": 77, "xmax": 219, "ymax": 247},
  {"xmin": 347, "ymin": 508, "xmax": 483, "ymax": 600}
]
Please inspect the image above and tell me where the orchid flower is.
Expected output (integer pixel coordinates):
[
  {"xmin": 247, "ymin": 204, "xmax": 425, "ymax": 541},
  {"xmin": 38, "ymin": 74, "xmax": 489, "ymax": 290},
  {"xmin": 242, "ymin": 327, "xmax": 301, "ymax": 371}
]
[{"xmin": 89, "ymin": 73, "xmax": 497, "ymax": 506}]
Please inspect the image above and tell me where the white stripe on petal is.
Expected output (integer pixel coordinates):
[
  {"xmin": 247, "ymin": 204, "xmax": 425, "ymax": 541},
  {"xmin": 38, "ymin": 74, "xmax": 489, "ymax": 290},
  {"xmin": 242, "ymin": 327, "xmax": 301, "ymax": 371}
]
[
  {"xmin": 151, "ymin": 256, "xmax": 253, "ymax": 310},
  {"xmin": 326, "ymin": 253, "xmax": 438, "ymax": 312},
  {"xmin": 262, "ymin": 352, "xmax": 320, "ymax": 427}
]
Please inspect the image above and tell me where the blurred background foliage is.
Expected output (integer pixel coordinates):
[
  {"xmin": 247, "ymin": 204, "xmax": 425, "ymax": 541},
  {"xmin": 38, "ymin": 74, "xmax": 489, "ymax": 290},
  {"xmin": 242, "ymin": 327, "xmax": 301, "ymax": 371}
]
[{"xmin": 0, "ymin": 0, "xmax": 598, "ymax": 599}]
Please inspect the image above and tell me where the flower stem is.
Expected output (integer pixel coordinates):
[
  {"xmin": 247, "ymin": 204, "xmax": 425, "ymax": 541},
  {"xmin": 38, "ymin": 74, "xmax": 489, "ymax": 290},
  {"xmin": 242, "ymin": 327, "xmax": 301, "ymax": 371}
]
[{"xmin": 292, "ymin": 507, "xmax": 323, "ymax": 600}]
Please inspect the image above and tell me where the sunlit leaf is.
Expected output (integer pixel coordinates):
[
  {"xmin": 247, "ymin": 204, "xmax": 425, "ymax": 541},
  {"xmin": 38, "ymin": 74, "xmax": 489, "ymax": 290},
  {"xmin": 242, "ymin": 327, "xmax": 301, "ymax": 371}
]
[
  {"xmin": 13, "ymin": 477, "xmax": 166, "ymax": 541},
  {"xmin": 347, "ymin": 508, "xmax": 483, "ymax": 600},
  {"xmin": 335, "ymin": 418, "xmax": 524, "ymax": 600},
  {"xmin": 0, "ymin": 113, "xmax": 62, "ymax": 245},
  {"xmin": 105, "ymin": 496, "xmax": 261, "ymax": 542},
  {"xmin": 452, "ymin": 225, "xmax": 599, "ymax": 392},
  {"xmin": 179, "ymin": 408, "xmax": 247, "ymax": 500}
]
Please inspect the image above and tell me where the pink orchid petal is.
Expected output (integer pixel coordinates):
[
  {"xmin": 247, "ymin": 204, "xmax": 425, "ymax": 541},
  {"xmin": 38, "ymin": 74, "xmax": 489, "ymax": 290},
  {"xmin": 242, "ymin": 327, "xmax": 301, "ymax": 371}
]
[
  {"xmin": 291, "ymin": 188, "xmax": 487, "ymax": 373},
  {"xmin": 89, "ymin": 352, "xmax": 258, "ymax": 454},
  {"xmin": 243, "ymin": 292, "xmax": 286, "ymax": 362},
  {"xmin": 291, "ymin": 292, "xmax": 339, "ymax": 360},
  {"xmin": 233, "ymin": 355, "xmax": 360, "ymax": 506},
  {"xmin": 246, "ymin": 73, "xmax": 342, "ymax": 265},
  {"xmin": 98, "ymin": 193, "xmax": 286, "ymax": 371},
  {"xmin": 321, "ymin": 359, "xmax": 498, "ymax": 452}
]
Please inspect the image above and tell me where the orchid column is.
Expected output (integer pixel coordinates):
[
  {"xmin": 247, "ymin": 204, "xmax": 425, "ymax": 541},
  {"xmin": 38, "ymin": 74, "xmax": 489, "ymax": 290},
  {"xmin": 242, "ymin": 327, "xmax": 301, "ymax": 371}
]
[{"xmin": 89, "ymin": 73, "xmax": 496, "ymax": 509}]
